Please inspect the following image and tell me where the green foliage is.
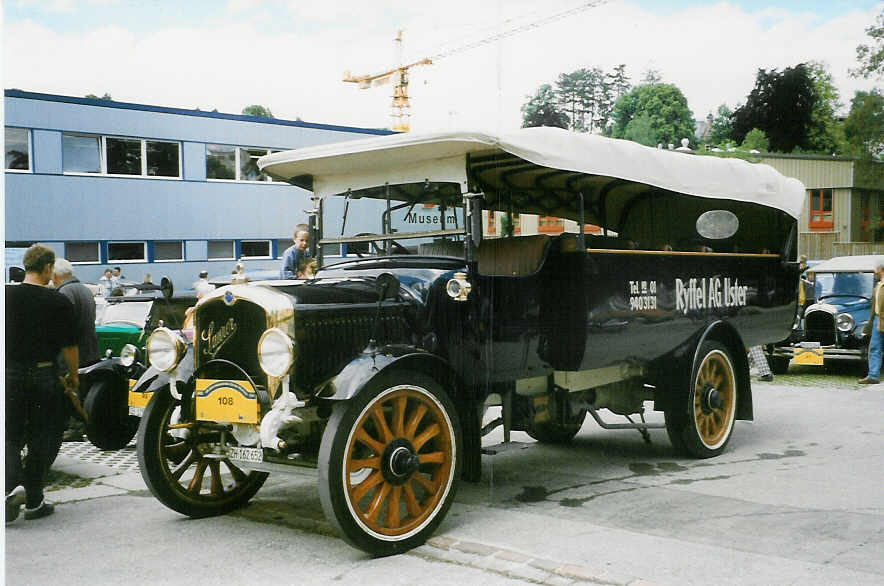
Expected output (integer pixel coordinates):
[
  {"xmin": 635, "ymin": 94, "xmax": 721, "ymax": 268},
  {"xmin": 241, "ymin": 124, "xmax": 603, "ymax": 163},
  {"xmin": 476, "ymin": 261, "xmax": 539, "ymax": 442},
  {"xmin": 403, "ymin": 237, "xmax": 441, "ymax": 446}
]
[
  {"xmin": 851, "ymin": 9, "xmax": 884, "ymax": 80},
  {"xmin": 241, "ymin": 104, "xmax": 274, "ymax": 119},
  {"xmin": 740, "ymin": 128, "xmax": 769, "ymax": 152},
  {"xmin": 521, "ymin": 65, "xmax": 631, "ymax": 133},
  {"xmin": 731, "ymin": 64, "xmax": 817, "ymax": 153},
  {"xmin": 85, "ymin": 93, "xmax": 112, "ymax": 100},
  {"xmin": 844, "ymin": 90, "xmax": 884, "ymax": 159},
  {"xmin": 804, "ymin": 61, "xmax": 848, "ymax": 154},
  {"xmin": 521, "ymin": 84, "xmax": 569, "ymax": 129},
  {"xmin": 706, "ymin": 104, "xmax": 734, "ymax": 146},
  {"xmin": 610, "ymin": 83, "xmax": 696, "ymax": 146},
  {"xmin": 623, "ymin": 113, "xmax": 658, "ymax": 147}
]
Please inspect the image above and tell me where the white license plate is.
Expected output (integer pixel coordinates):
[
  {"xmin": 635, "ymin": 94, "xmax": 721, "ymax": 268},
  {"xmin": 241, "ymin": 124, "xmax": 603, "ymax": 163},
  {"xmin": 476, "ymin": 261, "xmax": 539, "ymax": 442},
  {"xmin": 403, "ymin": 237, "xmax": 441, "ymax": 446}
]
[
  {"xmin": 128, "ymin": 406, "xmax": 145, "ymax": 417},
  {"xmin": 227, "ymin": 446, "xmax": 263, "ymax": 463}
]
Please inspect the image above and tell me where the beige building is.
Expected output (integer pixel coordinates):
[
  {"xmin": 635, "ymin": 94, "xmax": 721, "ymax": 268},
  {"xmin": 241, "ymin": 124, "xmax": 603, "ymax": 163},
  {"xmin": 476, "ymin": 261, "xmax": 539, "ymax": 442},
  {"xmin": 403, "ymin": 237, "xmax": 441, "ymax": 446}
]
[{"xmin": 760, "ymin": 154, "xmax": 884, "ymax": 260}]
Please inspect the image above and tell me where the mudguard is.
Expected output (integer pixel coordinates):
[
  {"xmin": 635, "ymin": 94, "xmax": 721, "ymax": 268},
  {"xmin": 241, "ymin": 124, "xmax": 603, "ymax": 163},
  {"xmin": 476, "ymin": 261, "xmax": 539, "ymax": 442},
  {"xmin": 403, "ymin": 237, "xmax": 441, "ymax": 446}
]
[
  {"xmin": 130, "ymin": 344, "xmax": 194, "ymax": 396},
  {"xmin": 315, "ymin": 344, "xmax": 461, "ymax": 402}
]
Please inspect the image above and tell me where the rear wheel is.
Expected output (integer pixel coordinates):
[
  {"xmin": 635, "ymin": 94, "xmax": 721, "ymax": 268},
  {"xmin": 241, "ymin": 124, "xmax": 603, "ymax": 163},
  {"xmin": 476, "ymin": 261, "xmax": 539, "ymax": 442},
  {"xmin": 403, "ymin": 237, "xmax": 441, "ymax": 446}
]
[
  {"xmin": 665, "ymin": 341, "xmax": 738, "ymax": 458},
  {"xmin": 83, "ymin": 379, "xmax": 139, "ymax": 450},
  {"xmin": 318, "ymin": 371, "xmax": 461, "ymax": 556},
  {"xmin": 137, "ymin": 389, "xmax": 267, "ymax": 518}
]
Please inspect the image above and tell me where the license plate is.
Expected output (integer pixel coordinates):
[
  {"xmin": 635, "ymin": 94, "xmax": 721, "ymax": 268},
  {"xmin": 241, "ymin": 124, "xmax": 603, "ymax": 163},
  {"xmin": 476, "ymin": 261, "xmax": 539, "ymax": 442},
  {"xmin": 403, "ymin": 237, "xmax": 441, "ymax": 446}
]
[
  {"xmin": 128, "ymin": 406, "xmax": 144, "ymax": 417},
  {"xmin": 195, "ymin": 379, "xmax": 259, "ymax": 424},
  {"xmin": 227, "ymin": 446, "xmax": 263, "ymax": 463},
  {"xmin": 793, "ymin": 346, "xmax": 824, "ymax": 366},
  {"xmin": 128, "ymin": 380, "xmax": 152, "ymax": 410}
]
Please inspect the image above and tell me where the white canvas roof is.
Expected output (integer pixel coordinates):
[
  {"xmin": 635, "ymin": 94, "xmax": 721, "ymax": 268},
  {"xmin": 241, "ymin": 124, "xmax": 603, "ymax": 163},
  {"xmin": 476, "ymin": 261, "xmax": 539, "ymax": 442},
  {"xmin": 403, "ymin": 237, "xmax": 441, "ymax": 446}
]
[
  {"xmin": 808, "ymin": 255, "xmax": 884, "ymax": 273},
  {"xmin": 259, "ymin": 127, "xmax": 806, "ymax": 219}
]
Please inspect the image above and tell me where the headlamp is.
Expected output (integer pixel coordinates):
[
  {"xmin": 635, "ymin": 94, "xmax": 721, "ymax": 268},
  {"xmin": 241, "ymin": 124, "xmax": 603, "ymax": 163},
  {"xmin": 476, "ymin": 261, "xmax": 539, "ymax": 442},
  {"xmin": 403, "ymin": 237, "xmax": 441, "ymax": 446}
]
[
  {"xmin": 147, "ymin": 327, "xmax": 186, "ymax": 372},
  {"xmin": 257, "ymin": 328, "xmax": 294, "ymax": 378}
]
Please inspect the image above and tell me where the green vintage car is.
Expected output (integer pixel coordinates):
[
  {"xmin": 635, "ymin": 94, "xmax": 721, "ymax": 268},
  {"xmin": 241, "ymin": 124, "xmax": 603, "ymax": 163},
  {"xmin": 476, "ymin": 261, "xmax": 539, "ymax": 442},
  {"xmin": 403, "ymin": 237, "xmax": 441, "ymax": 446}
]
[{"xmin": 78, "ymin": 288, "xmax": 195, "ymax": 449}]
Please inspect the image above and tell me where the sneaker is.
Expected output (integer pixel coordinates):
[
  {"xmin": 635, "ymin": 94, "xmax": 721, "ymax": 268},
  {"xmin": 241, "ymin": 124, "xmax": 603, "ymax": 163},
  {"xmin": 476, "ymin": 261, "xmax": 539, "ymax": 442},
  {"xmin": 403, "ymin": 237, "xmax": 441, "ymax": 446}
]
[
  {"xmin": 759, "ymin": 374, "xmax": 774, "ymax": 382},
  {"xmin": 857, "ymin": 377, "xmax": 880, "ymax": 384},
  {"xmin": 23, "ymin": 501, "xmax": 54, "ymax": 520},
  {"xmin": 5, "ymin": 486, "xmax": 26, "ymax": 523}
]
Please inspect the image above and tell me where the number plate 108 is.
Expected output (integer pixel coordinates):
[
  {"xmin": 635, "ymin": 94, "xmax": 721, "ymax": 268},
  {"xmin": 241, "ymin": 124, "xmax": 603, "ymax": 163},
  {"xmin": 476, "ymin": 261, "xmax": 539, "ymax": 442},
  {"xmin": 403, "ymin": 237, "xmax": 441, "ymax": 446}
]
[{"xmin": 195, "ymin": 379, "xmax": 259, "ymax": 424}]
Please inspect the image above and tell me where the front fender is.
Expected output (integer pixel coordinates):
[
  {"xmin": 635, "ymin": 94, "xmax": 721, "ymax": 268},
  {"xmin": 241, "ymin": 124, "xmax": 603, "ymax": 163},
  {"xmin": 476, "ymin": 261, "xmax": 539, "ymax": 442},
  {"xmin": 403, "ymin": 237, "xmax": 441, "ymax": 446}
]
[
  {"xmin": 79, "ymin": 357, "xmax": 124, "ymax": 377},
  {"xmin": 131, "ymin": 344, "xmax": 194, "ymax": 395},
  {"xmin": 315, "ymin": 345, "xmax": 460, "ymax": 402}
]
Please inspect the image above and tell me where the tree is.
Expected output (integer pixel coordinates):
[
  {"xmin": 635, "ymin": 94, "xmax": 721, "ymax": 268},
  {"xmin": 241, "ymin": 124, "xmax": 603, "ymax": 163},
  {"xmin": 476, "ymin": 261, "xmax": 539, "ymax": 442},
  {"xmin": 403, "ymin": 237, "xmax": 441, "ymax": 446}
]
[
  {"xmin": 641, "ymin": 68, "xmax": 662, "ymax": 85},
  {"xmin": 844, "ymin": 90, "xmax": 884, "ymax": 159},
  {"xmin": 731, "ymin": 64, "xmax": 817, "ymax": 153},
  {"xmin": 622, "ymin": 113, "xmax": 658, "ymax": 147},
  {"xmin": 242, "ymin": 105, "xmax": 274, "ymax": 118},
  {"xmin": 706, "ymin": 104, "xmax": 734, "ymax": 146},
  {"xmin": 804, "ymin": 61, "xmax": 847, "ymax": 154},
  {"xmin": 851, "ymin": 9, "xmax": 884, "ymax": 80},
  {"xmin": 521, "ymin": 84, "xmax": 569, "ymax": 129},
  {"xmin": 740, "ymin": 128, "xmax": 769, "ymax": 152},
  {"xmin": 86, "ymin": 93, "xmax": 112, "ymax": 100},
  {"xmin": 610, "ymin": 83, "xmax": 696, "ymax": 146}
]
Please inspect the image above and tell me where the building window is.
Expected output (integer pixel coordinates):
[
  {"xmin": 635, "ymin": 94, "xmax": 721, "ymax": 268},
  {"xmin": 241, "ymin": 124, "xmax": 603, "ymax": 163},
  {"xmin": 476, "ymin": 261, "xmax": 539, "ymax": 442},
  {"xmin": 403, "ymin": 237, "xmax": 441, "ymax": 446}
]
[
  {"xmin": 808, "ymin": 189, "xmax": 833, "ymax": 230},
  {"xmin": 154, "ymin": 241, "xmax": 183, "ymax": 262},
  {"xmin": 207, "ymin": 144, "xmax": 283, "ymax": 182},
  {"xmin": 276, "ymin": 239, "xmax": 293, "ymax": 257},
  {"xmin": 108, "ymin": 241, "xmax": 146, "ymax": 262},
  {"xmin": 240, "ymin": 240, "xmax": 271, "ymax": 258},
  {"xmin": 66, "ymin": 241, "xmax": 100, "ymax": 263},
  {"xmin": 63, "ymin": 134, "xmax": 102, "ymax": 174},
  {"xmin": 538, "ymin": 216, "xmax": 564, "ymax": 234},
  {"xmin": 106, "ymin": 137, "xmax": 142, "ymax": 175},
  {"xmin": 62, "ymin": 133, "xmax": 180, "ymax": 178},
  {"xmin": 5, "ymin": 127, "xmax": 30, "ymax": 171},
  {"xmin": 208, "ymin": 240, "xmax": 235, "ymax": 260}
]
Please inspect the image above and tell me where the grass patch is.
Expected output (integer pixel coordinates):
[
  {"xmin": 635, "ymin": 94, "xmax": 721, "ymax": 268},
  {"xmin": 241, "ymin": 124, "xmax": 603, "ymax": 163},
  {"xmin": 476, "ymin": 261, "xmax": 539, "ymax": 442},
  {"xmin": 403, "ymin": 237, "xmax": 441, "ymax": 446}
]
[{"xmin": 46, "ymin": 469, "xmax": 94, "ymax": 491}]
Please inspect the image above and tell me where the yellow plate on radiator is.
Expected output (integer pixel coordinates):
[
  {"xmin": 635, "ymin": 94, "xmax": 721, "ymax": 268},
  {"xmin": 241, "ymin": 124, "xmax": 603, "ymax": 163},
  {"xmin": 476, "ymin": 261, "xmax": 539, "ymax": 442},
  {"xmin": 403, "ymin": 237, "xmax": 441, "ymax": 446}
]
[{"xmin": 195, "ymin": 378, "xmax": 259, "ymax": 424}]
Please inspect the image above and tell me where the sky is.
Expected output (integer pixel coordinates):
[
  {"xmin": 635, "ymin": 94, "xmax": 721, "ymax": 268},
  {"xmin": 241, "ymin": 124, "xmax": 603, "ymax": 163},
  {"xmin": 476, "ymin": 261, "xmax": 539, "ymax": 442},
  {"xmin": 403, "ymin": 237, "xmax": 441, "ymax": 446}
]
[{"xmin": 2, "ymin": 0, "xmax": 882, "ymax": 134}]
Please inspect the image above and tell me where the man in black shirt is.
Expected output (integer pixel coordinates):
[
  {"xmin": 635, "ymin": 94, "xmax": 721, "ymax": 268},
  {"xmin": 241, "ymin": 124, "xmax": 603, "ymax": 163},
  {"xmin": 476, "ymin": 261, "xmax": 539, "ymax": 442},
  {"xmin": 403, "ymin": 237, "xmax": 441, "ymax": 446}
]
[{"xmin": 6, "ymin": 245, "xmax": 79, "ymax": 522}]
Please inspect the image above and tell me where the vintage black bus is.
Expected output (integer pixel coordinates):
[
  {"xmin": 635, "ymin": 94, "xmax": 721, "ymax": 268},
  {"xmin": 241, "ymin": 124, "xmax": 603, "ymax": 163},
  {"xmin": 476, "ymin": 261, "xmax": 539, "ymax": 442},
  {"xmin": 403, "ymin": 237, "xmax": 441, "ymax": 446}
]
[{"xmin": 134, "ymin": 127, "xmax": 805, "ymax": 555}]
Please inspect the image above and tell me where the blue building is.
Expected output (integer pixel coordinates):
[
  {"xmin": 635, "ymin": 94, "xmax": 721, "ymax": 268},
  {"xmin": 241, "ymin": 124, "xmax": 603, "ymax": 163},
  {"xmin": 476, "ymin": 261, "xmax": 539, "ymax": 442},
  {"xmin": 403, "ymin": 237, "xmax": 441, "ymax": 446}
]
[{"xmin": 4, "ymin": 89, "xmax": 394, "ymax": 287}]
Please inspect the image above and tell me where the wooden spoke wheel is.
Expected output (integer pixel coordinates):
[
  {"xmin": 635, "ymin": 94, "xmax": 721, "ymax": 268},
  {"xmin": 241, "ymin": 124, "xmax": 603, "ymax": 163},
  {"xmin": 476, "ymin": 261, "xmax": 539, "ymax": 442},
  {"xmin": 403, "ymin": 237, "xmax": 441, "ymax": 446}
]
[
  {"xmin": 137, "ymin": 389, "xmax": 267, "ymax": 518},
  {"xmin": 319, "ymin": 371, "xmax": 461, "ymax": 556},
  {"xmin": 665, "ymin": 341, "xmax": 738, "ymax": 458}
]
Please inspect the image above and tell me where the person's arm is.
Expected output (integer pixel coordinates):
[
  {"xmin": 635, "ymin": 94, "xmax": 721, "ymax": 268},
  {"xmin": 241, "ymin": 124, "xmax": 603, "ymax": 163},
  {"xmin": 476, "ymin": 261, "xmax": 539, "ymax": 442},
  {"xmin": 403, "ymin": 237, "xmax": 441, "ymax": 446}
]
[
  {"xmin": 280, "ymin": 248, "xmax": 297, "ymax": 279},
  {"xmin": 61, "ymin": 345, "xmax": 79, "ymax": 390}
]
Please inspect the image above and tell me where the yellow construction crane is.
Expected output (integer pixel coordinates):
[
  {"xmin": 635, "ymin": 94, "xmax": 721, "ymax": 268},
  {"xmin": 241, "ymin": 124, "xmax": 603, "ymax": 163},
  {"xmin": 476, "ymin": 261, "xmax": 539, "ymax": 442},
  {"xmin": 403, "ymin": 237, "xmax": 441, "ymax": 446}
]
[{"xmin": 343, "ymin": 0, "xmax": 609, "ymax": 132}]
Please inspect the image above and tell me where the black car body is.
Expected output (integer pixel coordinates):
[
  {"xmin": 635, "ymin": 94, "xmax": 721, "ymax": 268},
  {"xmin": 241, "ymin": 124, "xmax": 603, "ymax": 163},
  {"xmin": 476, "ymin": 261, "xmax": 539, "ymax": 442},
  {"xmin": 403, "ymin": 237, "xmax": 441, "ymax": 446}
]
[
  {"xmin": 768, "ymin": 255, "xmax": 879, "ymax": 373},
  {"xmin": 133, "ymin": 128, "xmax": 805, "ymax": 555},
  {"xmin": 78, "ymin": 286, "xmax": 195, "ymax": 449}
]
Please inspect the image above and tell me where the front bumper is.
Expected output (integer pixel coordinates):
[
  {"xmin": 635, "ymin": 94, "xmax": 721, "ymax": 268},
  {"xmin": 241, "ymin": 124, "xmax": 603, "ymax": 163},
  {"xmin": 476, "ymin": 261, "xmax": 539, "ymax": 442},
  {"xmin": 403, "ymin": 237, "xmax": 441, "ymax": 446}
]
[{"xmin": 770, "ymin": 343, "xmax": 865, "ymax": 365}]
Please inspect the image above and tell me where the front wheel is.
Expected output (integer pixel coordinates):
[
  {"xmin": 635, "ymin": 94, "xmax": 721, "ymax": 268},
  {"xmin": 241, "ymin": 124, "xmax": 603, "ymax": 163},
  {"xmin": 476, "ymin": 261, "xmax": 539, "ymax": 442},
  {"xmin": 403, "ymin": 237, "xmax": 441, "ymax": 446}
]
[
  {"xmin": 665, "ymin": 341, "xmax": 738, "ymax": 458},
  {"xmin": 318, "ymin": 371, "xmax": 461, "ymax": 556},
  {"xmin": 137, "ymin": 389, "xmax": 267, "ymax": 518},
  {"xmin": 83, "ymin": 378, "xmax": 139, "ymax": 450}
]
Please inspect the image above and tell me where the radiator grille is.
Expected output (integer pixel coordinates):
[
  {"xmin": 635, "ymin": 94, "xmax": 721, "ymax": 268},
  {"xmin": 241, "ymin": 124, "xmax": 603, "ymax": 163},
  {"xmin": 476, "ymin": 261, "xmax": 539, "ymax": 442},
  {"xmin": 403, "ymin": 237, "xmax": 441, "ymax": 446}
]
[{"xmin": 804, "ymin": 310, "xmax": 835, "ymax": 346}]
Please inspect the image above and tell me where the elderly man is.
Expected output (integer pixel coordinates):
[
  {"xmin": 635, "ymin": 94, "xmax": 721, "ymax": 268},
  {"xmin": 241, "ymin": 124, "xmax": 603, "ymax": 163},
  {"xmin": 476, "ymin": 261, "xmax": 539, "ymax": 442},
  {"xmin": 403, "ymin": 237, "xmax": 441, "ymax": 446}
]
[
  {"xmin": 53, "ymin": 259, "xmax": 100, "ymax": 441},
  {"xmin": 54, "ymin": 259, "xmax": 99, "ymax": 368},
  {"xmin": 6, "ymin": 245, "xmax": 79, "ymax": 521},
  {"xmin": 859, "ymin": 259, "xmax": 884, "ymax": 384}
]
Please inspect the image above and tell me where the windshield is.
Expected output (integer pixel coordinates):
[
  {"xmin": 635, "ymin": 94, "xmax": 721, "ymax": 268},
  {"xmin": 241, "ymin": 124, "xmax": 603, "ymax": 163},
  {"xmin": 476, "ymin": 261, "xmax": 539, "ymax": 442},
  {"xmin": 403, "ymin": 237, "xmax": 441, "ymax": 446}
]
[
  {"xmin": 813, "ymin": 272, "xmax": 874, "ymax": 299},
  {"xmin": 321, "ymin": 183, "xmax": 466, "ymax": 259},
  {"xmin": 98, "ymin": 301, "xmax": 152, "ymax": 327}
]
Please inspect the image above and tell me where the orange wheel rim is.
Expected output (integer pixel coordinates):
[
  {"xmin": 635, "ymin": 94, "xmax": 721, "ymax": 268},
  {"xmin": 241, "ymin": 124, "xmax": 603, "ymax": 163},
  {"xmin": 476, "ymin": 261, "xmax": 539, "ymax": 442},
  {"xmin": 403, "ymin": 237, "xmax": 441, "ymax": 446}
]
[
  {"xmin": 693, "ymin": 350, "xmax": 735, "ymax": 448},
  {"xmin": 344, "ymin": 387, "xmax": 454, "ymax": 538}
]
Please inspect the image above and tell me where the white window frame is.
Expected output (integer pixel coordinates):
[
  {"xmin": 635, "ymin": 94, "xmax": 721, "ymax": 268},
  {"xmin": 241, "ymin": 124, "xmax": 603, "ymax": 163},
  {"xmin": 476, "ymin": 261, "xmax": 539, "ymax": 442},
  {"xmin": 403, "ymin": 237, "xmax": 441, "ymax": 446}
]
[
  {"xmin": 153, "ymin": 240, "xmax": 184, "ymax": 262},
  {"xmin": 62, "ymin": 133, "xmax": 181, "ymax": 179},
  {"xmin": 107, "ymin": 241, "xmax": 147, "ymax": 263},
  {"xmin": 5, "ymin": 127, "xmax": 32, "ymax": 173},
  {"xmin": 239, "ymin": 239, "xmax": 272, "ymax": 259},
  {"xmin": 65, "ymin": 241, "xmax": 100, "ymax": 264},
  {"xmin": 207, "ymin": 240, "xmax": 236, "ymax": 261},
  {"xmin": 207, "ymin": 145, "xmax": 286, "ymax": 183}
]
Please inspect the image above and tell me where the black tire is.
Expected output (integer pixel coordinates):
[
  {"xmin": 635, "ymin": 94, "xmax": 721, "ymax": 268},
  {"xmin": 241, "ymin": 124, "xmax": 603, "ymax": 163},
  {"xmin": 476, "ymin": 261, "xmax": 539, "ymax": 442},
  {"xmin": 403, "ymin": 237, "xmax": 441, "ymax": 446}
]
[
  {"xmin": 769, "ymin": 355, "xmax": 790, "ymax": 375},
  {"xmin": 137, "ymin": 389, "xmax": 267, "ymax": 518},
  {"xmin": 83, "ymin": 379, "xmax": 140, "ymax": 450},
  {"xmin": 665, "ymin": 340, "xmax": 738, "ymax": 458},
  {"xmin": 526, "ymin": 409, "xmax": 586, "ymax": 444},
  {"xmin": 318, "ymin": 371, "xmax": 461, "ymax": 556}
]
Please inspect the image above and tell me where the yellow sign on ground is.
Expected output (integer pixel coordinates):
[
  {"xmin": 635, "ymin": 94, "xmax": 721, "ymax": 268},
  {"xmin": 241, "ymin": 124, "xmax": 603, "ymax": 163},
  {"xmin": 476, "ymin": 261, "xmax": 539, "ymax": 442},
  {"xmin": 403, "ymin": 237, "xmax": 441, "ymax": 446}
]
[
  {"xmin": 793, "ymin": 347, "xmax": 824, "ymax": 366},
  {"xmin": 195, "ymin": 378, "xmax": 259, "ymax": 424}
]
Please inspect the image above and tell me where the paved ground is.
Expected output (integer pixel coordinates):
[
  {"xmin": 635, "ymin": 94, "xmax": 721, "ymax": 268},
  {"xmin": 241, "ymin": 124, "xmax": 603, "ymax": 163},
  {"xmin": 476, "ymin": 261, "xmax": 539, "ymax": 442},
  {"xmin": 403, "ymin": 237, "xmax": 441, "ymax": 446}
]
[{"xmin": 5, "ymin": 364, "xmax": 883, "ymax": 585}]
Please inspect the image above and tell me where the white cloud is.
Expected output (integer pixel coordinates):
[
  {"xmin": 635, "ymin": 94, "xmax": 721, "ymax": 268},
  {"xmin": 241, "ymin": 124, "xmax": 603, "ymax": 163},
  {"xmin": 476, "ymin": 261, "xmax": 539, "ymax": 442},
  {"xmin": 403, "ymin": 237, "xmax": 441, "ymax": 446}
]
[{"xmin": 3, "ymin": 1, "xmax": 882, "ymax": 133}]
